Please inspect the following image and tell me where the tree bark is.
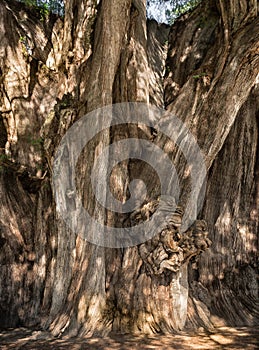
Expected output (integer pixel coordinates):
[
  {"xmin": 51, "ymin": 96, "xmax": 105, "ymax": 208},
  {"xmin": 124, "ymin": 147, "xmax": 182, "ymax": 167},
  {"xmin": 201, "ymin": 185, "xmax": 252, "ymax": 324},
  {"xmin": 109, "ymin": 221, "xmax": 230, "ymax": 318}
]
[{"xmin": 0, "ymin": 0, "xmax": 258, "ymax": 336}]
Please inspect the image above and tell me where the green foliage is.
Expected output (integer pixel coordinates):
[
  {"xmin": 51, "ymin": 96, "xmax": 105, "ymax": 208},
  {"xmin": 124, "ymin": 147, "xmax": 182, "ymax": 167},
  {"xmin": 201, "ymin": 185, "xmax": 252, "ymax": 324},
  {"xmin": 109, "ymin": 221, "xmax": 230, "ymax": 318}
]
[
  {"xmin": 24, "ymin": 0, "xmax": 37, "ymax": 6},
  {"xmin": 168, "ymin": 0, "xmax": 200, "ymax": 19},
  {"xmin": 19, "ymin": 36, "xmax": 30, "ymax": 57},
  {"xmin": 165, "ymin": 64, "xmax": 170, "ymax": 74},
  {"xmin": 18, "ymin": 0, "xmax": 64, "ymax": 17},
  {"xmin": 147, "ymin": 0, "xmax": 201, "ymax": 24},
  {"xmin": 27, "ymin": 135, "xmax": 44, "ymax": 150},
  {"xmin": 193, "ymin": 72, "xmax": 207, "ymax": 79},
  {"xmin": 39, "ymin": 2, "xmax": 50, "ymax": 21},
  {"xmin": 19, "ymin": 0, "xmax": 198, "ymax": 23}
]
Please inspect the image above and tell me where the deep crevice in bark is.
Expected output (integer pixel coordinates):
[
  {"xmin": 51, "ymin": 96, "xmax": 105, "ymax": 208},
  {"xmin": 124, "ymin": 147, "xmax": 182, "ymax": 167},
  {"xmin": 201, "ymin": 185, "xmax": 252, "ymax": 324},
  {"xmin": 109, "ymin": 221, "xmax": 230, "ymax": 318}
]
[{"xmin": 0, "ymin": 0, "xmax": 258, "ymax": 337}]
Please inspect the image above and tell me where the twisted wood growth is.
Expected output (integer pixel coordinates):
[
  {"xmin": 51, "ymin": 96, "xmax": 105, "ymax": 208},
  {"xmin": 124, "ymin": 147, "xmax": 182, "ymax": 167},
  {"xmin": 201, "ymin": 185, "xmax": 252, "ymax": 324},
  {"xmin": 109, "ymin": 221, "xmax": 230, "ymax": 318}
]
[
  {"xmin": 0, "ymin": 0, "xmax": 258, "ymax": 337},
  {"xmin": 135, "ymin": 199, "xmax": 211, "ymax": 276}
]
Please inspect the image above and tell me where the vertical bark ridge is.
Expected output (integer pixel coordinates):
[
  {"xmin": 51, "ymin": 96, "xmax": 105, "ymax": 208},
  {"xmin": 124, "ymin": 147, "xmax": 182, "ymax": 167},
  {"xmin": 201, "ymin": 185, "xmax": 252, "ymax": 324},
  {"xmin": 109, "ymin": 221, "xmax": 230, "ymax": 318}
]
[{"xmin": 0, "ymin": 0, "xmax": 258, "ymax": 336}]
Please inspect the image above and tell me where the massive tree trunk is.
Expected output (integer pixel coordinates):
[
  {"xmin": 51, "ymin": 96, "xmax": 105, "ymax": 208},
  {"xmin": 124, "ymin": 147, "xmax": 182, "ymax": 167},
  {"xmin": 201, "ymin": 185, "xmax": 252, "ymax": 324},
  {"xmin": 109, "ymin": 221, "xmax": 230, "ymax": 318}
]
[{"xmin": 0, "ymin": 0, "xmax": 258, "ymax": 337}]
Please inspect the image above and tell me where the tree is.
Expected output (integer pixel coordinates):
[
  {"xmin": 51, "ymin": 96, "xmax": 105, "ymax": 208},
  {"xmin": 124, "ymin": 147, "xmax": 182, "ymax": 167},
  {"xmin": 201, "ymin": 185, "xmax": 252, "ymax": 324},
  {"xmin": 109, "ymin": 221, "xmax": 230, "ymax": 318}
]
[
  {"xmin": 0, "ymin": 0, "xmax": 258, "ymax": 336},
  {"xmin": 147, "ymin": 0, "xmax": 201, "ymax": 23}
]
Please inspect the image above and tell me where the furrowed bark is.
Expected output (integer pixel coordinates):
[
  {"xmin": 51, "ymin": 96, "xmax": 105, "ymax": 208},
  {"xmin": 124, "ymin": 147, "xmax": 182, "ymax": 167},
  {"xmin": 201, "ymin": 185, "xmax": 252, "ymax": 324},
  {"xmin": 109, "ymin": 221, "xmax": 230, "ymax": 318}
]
[{"xmin": 0, "ymin": 0, "xmax": 258, "ymax": 335}]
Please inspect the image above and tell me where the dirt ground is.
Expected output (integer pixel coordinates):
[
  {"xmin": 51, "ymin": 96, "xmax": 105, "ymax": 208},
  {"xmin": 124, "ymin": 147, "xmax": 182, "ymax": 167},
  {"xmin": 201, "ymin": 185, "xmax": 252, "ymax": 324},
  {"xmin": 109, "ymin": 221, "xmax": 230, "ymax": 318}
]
[{"xmin": 0, "ymin": 327, "xmax": 258, "ymax": 349}]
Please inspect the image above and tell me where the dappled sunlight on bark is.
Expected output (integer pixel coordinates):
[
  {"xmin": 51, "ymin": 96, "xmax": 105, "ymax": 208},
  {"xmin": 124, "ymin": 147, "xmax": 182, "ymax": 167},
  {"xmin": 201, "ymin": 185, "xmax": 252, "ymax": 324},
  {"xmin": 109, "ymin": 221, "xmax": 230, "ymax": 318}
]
[{"xmin": 0, "ymin": 0, "xmax": 258, "ymax": 338}]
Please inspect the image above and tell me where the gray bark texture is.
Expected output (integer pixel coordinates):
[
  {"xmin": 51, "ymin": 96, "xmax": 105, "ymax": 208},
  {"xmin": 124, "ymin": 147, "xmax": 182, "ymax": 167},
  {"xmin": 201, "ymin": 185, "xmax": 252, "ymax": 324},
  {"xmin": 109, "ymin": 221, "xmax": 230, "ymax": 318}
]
[{"xmin": 0, "ymin": 0, "xmax": 258, "ymax": 336}]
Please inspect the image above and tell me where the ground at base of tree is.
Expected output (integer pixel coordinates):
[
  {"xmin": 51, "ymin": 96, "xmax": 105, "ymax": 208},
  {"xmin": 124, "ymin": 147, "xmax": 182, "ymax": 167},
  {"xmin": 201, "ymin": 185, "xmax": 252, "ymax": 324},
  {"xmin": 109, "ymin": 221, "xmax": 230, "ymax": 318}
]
[{"xmin": 0, "ymin": 327, "xmax": 258, "ymax": 349}]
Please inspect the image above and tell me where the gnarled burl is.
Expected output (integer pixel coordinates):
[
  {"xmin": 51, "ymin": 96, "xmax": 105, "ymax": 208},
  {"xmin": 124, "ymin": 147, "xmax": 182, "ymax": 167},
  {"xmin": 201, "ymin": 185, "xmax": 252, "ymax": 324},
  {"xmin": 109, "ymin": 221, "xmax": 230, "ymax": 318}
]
[
  {"xmin": 135, "ymin": 198, "xmax": 211, "ymax": 277},
  {"xmin": 114, "ymin": 196, "xmax": 212, "ymax": 333}
]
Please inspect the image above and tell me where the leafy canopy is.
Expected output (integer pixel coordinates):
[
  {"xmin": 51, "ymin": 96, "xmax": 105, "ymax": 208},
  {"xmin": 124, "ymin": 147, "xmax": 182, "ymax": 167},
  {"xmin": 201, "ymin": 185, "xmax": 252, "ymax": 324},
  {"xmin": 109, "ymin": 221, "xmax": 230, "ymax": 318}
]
[
  {"xmin": 19, "ymin": 0, "xmax": 64, "ymax": 16},
  {"xmin": 147, "ymin": 0, "xmax": 201, "ymax": 23},
  {"xmin": 18, "ymin": 0, "xmax": 200, "ymax": 23}
]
